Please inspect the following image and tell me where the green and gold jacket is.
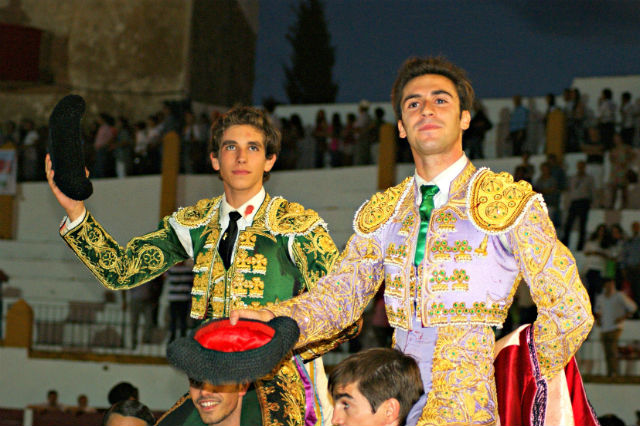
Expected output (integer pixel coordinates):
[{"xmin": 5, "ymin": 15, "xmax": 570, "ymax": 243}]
[{"xmin": 62, "ymin": 193, "xmax": 355, "ymax": 426}]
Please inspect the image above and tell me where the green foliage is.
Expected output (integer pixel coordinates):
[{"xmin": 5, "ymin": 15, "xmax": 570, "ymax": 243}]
[{"xmin": 284, "ymin": 0, "xmax": 338, "ymax": 104}]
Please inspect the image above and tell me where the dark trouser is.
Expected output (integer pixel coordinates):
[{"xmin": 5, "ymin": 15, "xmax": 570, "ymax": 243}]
[
  {"xmin": 169, "ymin": 301, "xmax": 190, "ymax": 342},
  {"xmin": 509, "ymin": 129, "xmax": 527, "ymax": 156},
  {"xmin": 626, "ymin": 266, "xmax": 640, "ymax": 317},
  {"xmin": 601, "ymin": 329, "xmax": 622, "ymax": 376},
  {"xmin": 562, "ymin": 198, "xmax": 591, "ymax": 251},
  {"xmin": 585, "ymin": 269, "xmax": 603, "ymax": 313}
]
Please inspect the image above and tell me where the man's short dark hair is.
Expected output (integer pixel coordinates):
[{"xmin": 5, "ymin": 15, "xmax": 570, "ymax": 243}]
[
  {"xmin": 391, "ymin": 56, "xmax": 475, "ymax": 121},
  {"xmin": 107, "ymin": 382, "xmax": 139, "ymax": 405},
  {"xmin": 103, "ymin": 400, "xmax": 154, "ymax": 426},
  {"xmin": 329, "ymin": 348, "xmax": 423, "ymax": 426},
  {"xmin": 208, "ymin": 106, "xmax": 281, "ymax": 181}
]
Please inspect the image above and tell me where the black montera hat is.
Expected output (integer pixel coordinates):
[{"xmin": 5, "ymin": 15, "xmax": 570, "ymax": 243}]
[
  {"xmin": 167, "ymin": 317, "xmax": 299, "ymax": 385},
  {"xmin": 48, "ymin": 94, "xmax": 93, "ymax": 201}
]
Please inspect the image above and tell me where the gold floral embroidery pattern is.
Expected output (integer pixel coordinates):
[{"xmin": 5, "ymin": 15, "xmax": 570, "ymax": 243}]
[
  {"xmin": 384, "ymin": 243, "xmax": 408, "ymax": 265},
  {"xmin": 433, "ymin": 211, "xmax": 458, "ymax": 232},
  {"xmin": 511, "ymin": 199, "xmax": 593, "ymax": 378},
  {"xmin": 424, "ymin": 302, "xmax": 506, "ymax": 326},
  {"xmin": 292, "ymin": 226, "xmax": 338, "ymax": 293},
  {"xmin": 354, "ymin": 177, "xmax": 412, "ymax": 235},
  {"xmin": 449, "ymin": 161, "xmax": 477, "ymax": 198},
  {"xmin": 428, "ymin": 269, "xmax": 470, "ymax": 292},
  {"xmin": 469, "ymin": 169, "xmax": 536, "ymax": 233},
  {"xmin": 385, "ymin": 273, "xmax": 406, "ymax": 297},
  {"xmin": 64, "ymin": 214, "xmax": 168, "ymax": 289},
  {"xmin": 256, "ymin": 358, "xmax": 306, "ymax": 426},
  {"xmin": 399, "ymin": 214, "xmax": 416, "ymax": 236},
  {"xmin": 270, "ymin": 234, "xmax": 384, "ymax": 347},
  {"xmin": 419, "ymin": 326, "xmax": 497, "ymax": 425},
  {"xmin": 173, "ymin": 197, "xmax": 219, "ymax": 228},
  {"xmin": 267, "ymin": 197, "xmax": 324, "ymax": 236},
  {"xmin": 430, "ymin": 240, "xmax": 473, "ymax": 262}
]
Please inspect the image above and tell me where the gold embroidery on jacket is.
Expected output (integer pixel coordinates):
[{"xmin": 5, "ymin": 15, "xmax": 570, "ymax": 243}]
[
  {"xmin": 469, "ymin": 169, "xmax": 536, "ymax": 233},
  {"xmin": 355, "ymin": 177, "xmax": 412, "ymax": 234},
  {"xmin": 419, "ymin": 326, "xmax": 497, "ymax": 425}
]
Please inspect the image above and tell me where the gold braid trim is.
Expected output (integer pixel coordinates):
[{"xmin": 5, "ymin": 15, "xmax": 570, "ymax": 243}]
[
  {"xmin": 353, "ymin": 176, "xmax": 413, "ymax": 236},
  {"xmin": 266, "ymin": 196, "xmax": 326, "ymax": 236},
  {"xmin": 173, "ymin": 196, "xmax": 221, "ymax": 228},
  {"xmin": 468, "ymin": 169, "xmax": 538, "ymax": 234}
]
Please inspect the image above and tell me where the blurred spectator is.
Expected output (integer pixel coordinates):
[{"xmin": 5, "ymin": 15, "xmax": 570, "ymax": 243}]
[
  {"xmin": 93, "ymin": 113, "xmax": 116, "ymax": 178},
  {"xmin": 354, "ymin": 99, "xmax": 373, "ymax": 165},
  {"xmin": 18, "ymin": 118, "xmax": 40, "ymax": 181},
  {"xmin": 103, "ymin": 399, "xmax": 155, "ymax": 426},
  {"xmin": 622, "ymin": 221, "xmax": 640, "ymax": 314},
  {"xmin": 297, "ymin": 119, "xmax": 316, "ymax": 170},
  {"xmin": 608, "ymin": 133, "xmax": 635, "ymax": 209},
  {"xmin": 108, "ymin": 382, "xmax": 139, "ymax": 405},
  {"xmin": 281, "ymin": 114, "xmax": 303, "ymax": 170},
  {"xmin": 525, "ymin": 97, "xmax": 544, "ymax": 155},
  {"xmin": 166, "ymin": 260, "xmax": 194, "ymax": 343},
  {"xmin": 463, "ymin": 100, "xmax": 492, "ymax": 160},
  {"xmin": 342, "ymin": 112, "xmax": 357, "ymax": 166},
  {"xmin": 328, "ymin": 112, "xmax": 344, "ymax": 167},
  {"xmin": 1, "ymin": 120, "xmax": 19, "ymax": 146},
  {"xmin": 132, "ymin": 121, "xmax": 149, "ymax": 175},
  {"xmin": 514, "ymin": 152, "xmax": 535, "ymax": 184},
  {"xmin": 546, "ymin": 153, "xmax": 567, "ymax": 191},
  {"xmin": 620, "ymin": 92, "xmax": 635, "ymax": 145},
  {"xmin": 128, "ymin": 282, "xmax": 157, "ymax": 349},
  {"xmin": 144, "ymin": 114, "xmax": 162, "ymax": 174},
  {"xmin": 370, "ymin": 107, "xmax": 387, "ymax": 164},
  {"xmin": 608, "ymin": 224, "xmax": 626, "ymax": 286},
  {"xmin": 598, "ymin": 88, "xmax": 616, "ymax": 149},
  {"xmin": 582, "ymin": 126, "xmax": 606, "ymax": 197},
  {"xmin": 568, "ymin": 88, "xmax": 587, "ymax": 152},
  {"xmin": 114, "ymin": 116, "xmax": 134, "ymax": 178},
  {"xmin": 597, "ymin": 414, "xmax": 626, "ymax": 426},
  {"xmin": 28, "ymin": 389, "xmax": 64, "ymax": 413},
  {"xmin": 562, "ymin": 160, "xmax": 594, "ymax": 251},
  {"xmin": 312, "ymin": 109, "xmax": 329, "ymax": 168},
  {"xmin": 181, "ymin": 110, "xmax": 203, "ymax": 174},
  {"xmin": 66, "ymin": 394, "xmax": 97, "ymax": 414},
  {"xmin": 508, "ymin": 94, "xmax": 529, "ymax": 156},
  {"xmin": 582, "ymin": 224, "xmax": 610, "ymax": 311},
  {"xmin": 534, "ymin": 162, "xmax": 560, "ymax": 228},
  {"xmin": 263, "ymin": 96, "xmax": 282, "ymax": 131},
  {"xmin": 595, "ymin": 277, "xmax": 637, "ymax": 377}
]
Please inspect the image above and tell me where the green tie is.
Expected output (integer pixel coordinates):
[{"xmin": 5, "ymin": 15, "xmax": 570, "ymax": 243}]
[{"xmin": 414, "ymin": 185, "xmax": 439, "ymax": 265}]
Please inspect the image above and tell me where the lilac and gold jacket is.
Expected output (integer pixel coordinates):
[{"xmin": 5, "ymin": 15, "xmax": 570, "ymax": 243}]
[{"xmin": 270, "ymin": 162, "xmax": 593, "ymax": 425}]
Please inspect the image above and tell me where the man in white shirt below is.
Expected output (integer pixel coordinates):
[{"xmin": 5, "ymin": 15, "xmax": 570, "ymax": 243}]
[
  {"xmin": 329, "ymin": 348, "xmax": 423, "ymax": 426},
  {"xmin": 595, "ymin": 277, "xmax": 638, "ymax": 377}
]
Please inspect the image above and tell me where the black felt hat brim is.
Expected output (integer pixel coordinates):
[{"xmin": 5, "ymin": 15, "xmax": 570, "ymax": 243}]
[
  {"xmin": 166, "ymin": 317, "xmax": 300, "ymax": 385},
  {"xmin": 48, "ymin": 94, "xmax": 93, "ymax": 201}
]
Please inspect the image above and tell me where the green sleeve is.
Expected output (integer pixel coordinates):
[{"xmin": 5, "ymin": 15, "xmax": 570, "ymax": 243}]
[{"xmin": 62, "ymin": 211, "xmax": 189, "ymax": 290}]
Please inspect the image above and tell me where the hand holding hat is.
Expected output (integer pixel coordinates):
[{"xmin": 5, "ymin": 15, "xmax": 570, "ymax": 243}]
[
  {"xmin": 167, "ymin": 317, "xmax": 299, "ymax": 385},
  {"xmin": 47, "ymin": 94, "xmax": 93, "ymax": 201}
]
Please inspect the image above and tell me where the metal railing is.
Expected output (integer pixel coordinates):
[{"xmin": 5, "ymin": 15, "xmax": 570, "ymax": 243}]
[{"xmin": 29, "ymin": 301, "xmax": 168, "ymax": 358}]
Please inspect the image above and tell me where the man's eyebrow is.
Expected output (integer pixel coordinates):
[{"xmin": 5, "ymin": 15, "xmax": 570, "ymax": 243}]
[
  {"xmin": 333, "ymin": 393, "xmax": 353, "ymax": 400},
  {"xmin": 432, "ymin": 89, "xmax": 454, "ymax": 97}
]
